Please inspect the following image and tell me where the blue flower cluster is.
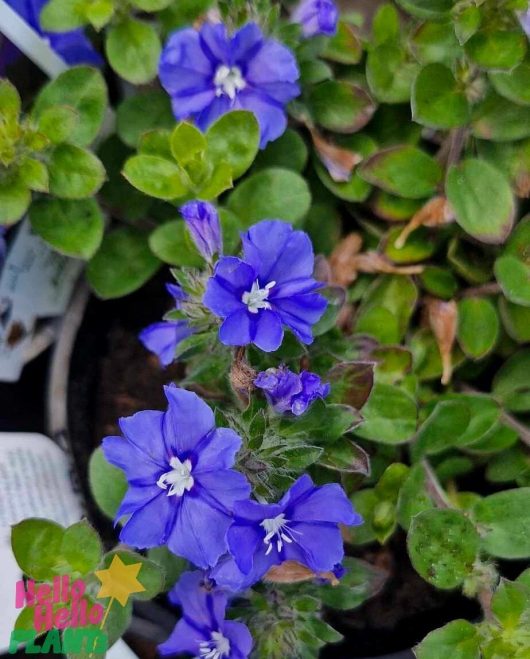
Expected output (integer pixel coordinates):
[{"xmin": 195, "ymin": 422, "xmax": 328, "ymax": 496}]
[{"xmin": 108, "ymin": 200, "xmax": 360, "ymax": 657}]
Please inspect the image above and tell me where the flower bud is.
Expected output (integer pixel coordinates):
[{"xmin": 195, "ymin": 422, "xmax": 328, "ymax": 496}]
[{"xmin": 180, "ymin": 200, "xmax": 222, "ymax": 263}]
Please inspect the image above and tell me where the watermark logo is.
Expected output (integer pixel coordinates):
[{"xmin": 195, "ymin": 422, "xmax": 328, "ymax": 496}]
[{"xmin": 9, "ymin": 555, "xmax": 146, "ymax": 654}]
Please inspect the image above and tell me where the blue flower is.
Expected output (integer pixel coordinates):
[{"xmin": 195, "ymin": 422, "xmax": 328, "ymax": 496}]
[
  {"xmin": 102, "ymin": 386, "xmax": 251, "ymax": 569},
  {"xmin": 254, "ymin": 366, "xmax": 330, "ymax": 416},
  {"xmin": 203, "ymin": 220, "xmax": 327, "ymax": 352},
  {"xmin": 212, "ymin": 474, "xmax": 362, "ymax": 591},
  {"xmin": 180, "ymin": 200, "xmax": 222, "ymax": 263},
  {"xmin": 3, "ymin": 0, "xmax": 102, "ymax": 67},
  {"xmin": 292, "ymin": 0, "xmax": 338, "ymax": 38},
  {"xmin": 139, "ymin": 283, "xmax": 191, "ymax": 367},
  {"xmin": 159, "ymin": 22, "xmax": 300, "ymax": 148},
  {"xmin": 159, "ymin": 571, "xmax": 253, "ymax": 659},
  {"xmin": 519, "ymin": 9, "xmax": 530, "ymax": 38}
]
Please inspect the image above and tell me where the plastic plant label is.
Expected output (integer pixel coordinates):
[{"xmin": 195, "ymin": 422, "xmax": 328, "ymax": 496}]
[
  {"xmin": 0, "ymin": 432, "xmax": 83, "ymax": 651},
  {"xmin": 0, "ymin": 219, "xmax": 82, "ymax": 382}
]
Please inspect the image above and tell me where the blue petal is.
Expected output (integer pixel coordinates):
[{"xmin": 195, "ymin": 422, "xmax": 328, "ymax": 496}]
[
  {"xmin": 198, "ymin": 22, "xmax": 230, "ymax": 64},
  {"xmin": 139, "ymin": 320, "xmax": 192, "ymax": 367},
  {"xmin": 203, "ymin": 256, "xmax": 255, "ymax": 318},
  {"xmin": 194, "ymin": 94, "xmax": 234, "ymax": 132},
  {"xmin": 238, "ymin": 91, "xmax": 288, "ymax": 148},
  {"xmin": 119, "ymin": 491, "xmax": 175, "ymax": 548},
  {"xmin": 117, "ymin": 410, "xmax": 168, "ymax": 466},
  {"xmin": 231, "ymin": 23, "xmax": 264, "ymax": 63},
  {"xmin": 286, "ymin": 476, "xmax": 361, "ymax": 526},
  {"xmin": 194, "ymin": 469, "xmax": 251, "ymax": 513},
  {"xmin": 158, "ymin": 617, "xmax": 207, "ymax": 656},
  {"xmin": 241, "ymin": 221, "xmax": 315, "ymax": 283},
  {"xmin": 168, "ymin": 494, "xmax": 231, "ymax": 568},
  {"xmin": 223, "ymin": 621, "xmax": 253, "ymax": 659},
  {"xmin": 285, "ymin": 521, "xmax": 344, "ymax": 572},
  {"xmin": 163, "ymin": 386, "xmax": 216, "ymax": 456},
  {"xmin": 194, "ymin": 428, "xmax": 244, "ymax": 471},
  {"xmin": 168, "ymin": 570, "xmax": 227, "ymax": 629},
  {"xmin": 272, "ymin": 293, "xmax": 327, "ymax": 343},
  {"xmin": 219, "ymin": 309, "xmax": 253, "ymax": 346},
  {"xmin": 227, "ymin": 523, "xmax": 262, "ymax": 574},
  {"xmin": 245, "ymin": 37, "xmax": 300, "ymax": 85},
  {"xmin": 252, "ymin": 310, "xmax": 284, "ymax": 352}
]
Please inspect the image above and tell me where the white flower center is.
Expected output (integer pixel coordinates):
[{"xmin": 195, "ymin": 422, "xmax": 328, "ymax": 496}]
[
  {"xmin": 214, "ymin": 65, "xmax": 246, "ymax": 100},
  {"xmin": 157, "ymin": 456, "xmax": 194, "ymax": 496},
  {"xmin": 242, "ymin": 280, "xmax": 276, "ymax": 314},
  {"xmin": 198, "ymin": 631, "xmax": 231, "ymax": 659},
  {"xmin": 260, "ymin": 513, "xmax": 298, "ymax": 556}
]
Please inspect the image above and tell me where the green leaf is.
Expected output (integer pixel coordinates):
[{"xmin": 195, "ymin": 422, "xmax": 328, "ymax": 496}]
[
  {"xmin": 0, "ymin": 79, "xmax": 21, "ymax": 118},
  {"xmin": 317, "ymin": 557, "xmax": 386, "ymax": 610},
  {"xmin": 412, "ymin": 63, "xmax": 470, "ymax": 129},
  {"xmin": 320, "ymin": 440, "xmax": 370, "ymax": 474},
  {"xmin": 408, "ymin": 509, "xmax": 480, "ymax": 589},
  {"xmin": 206, "ymin": 110, "xmax": 259, "ymax": 179},
  {"xmin": 88, "ymin": 447, "xmax": 128, "ymax": 519},
  {"xmin": 457, "ymin": 297, "xmax": 499, "ymax": 359},
  {"xmin": 253, "ymin": 128, "xmax": 307, "ymax": 173},
  {"xmin": 11, "ymin": 518, "xmax": 64, "ymax": 581},
  {"xmin": 491, "ymin": 61, "xmax": 530, "ymax": 106},
  {"xmin": 105, "ymin": 18, "xmax": 161, "ymax": 84},
  {"xmin": 486, "ymin": 446, "xmax": 530, "ymax": 483},
  {"xmin": 40, "ymin": 0, "xmax": 85, "ymax": 31},
  {"xmin": 397, "ymin": 463, "xmax": 435, "ymax": 529},
  {"xmin": 48, "ymin": 143, "xmax": 105, "ymax": 199},
  {"xmin": 349, "ymin": 489, "xmax": 378, "ymax": 544},
  {"xmin": 170, "ymin": 121, "xmax": 207, "ymax": 165},
  {"xmin": 227, "ymin": 168, "xmax": 311, "ymax": 225},
  {"xmin": 495, "ymin": 256, "xmax": 530, "ymax": 306},
  {"xmin": 493, "ymin": 349, "xmax": 530, "ymax": 413},
  {"xmin": 359, "ymin": 146, "xmax": 442, "ymax": 199},
  {"xmin": 130, "ymin": 0, "xmax": 172, "ymax": 12},
  {"xmin": 30, "ymin": 198, "xmax": 104, "ymax": 259},
  {"xmin": 415, "ymin": 619, "xmax": 480, "ymax": 659},
  {"xmin": 123, "ymin": 154, "xmax": 187, "ymax": 200},
  {"xmin": 354, "ymin": 382, "xmax": 417, "ymax": 444},
  {"xmin": 420, "ymin": 266, "xmax": 459, "ymax": 300},
  {"xmin": 411, "ymin": 21, "xmax": 461, "ymax": 65},
  {"xmin": 440, "ymin": 394, "xmax": 501, "ymax": 448},
  {"xmin": 413, "ymin": 399, "xmax": 471, "ymax": 457},
  {"xmin": 18, "ymin": 157, "xmax": 48, "ymax": 192},
  {"xmin": 0, "ymin": 177, "xmax": 31, "ymax": 224},
  {"xmin": 372, "ymin": 4, "xmax": 400, "ymax": 45},
  {"xmin": 87, "ymin": 227, "xmax": 160, "ymax": 299},
  {"xmin": 148, "ymin": 220, "xmax": 203, "ymax": 266},
  {"xmin": 324, "ymin": 20, "xmax": 362, "ymax": 64},
  {"xmin": 308, "ymin": 81, "xmax": 375, "ymax": 133},
  {"xmin": 446, "ymin": 159, "xmax": 514, "ymax": 244},
  {"xmin": 116, "ymin": 91, "xmax": 174, "ymax": 148},
  {"xmin": 37, "ymin": 105, "xmax": 79, "ymax": 144},
  {"xmin": 147, "ymin": 546, "xmax": 187, "ymax": 591},
  {"xmin": 384, "ymin": 226, "xmax": 436, "ymax": 264},
  {"xmin": 453, "ymin": 6, "xmax": 481, "ymax": 45},
  {"xmin": 61, "ymin": 520, "xmax": 102, "ymax": 576},
  {"xmin": 195, "ymin": 160, "xmax": 233, "ymax": 200},
  {"xmin": 495, "ymin": 216, "xmax": 530, "ymax": 306},
  {"xmin": 465, "ymin": 30, "xmax": 526, "ymax": 70},
  {"xmin": 33, "ymin": 66, "xmax": 107, "ymax": 146},
  {"xmin": 396, "ymin": 0, "xmax": 453, "ymax": 20},
  {"xmin": 499, "ymin": 297, "xmax": 530, "ymax": 342},
  {"xmin": 471, "ymin": 488, "xmax": 530, "ymax": 558},
  {"xmin": 85, "ymin": 0, "xmax": 114, "ymax": 30},
  {"xmin": 473, "ymin": 90, "xmax": 530, "ymax": 142},
  {"xmin": 366, "ymin": 43, "xmax": 419, "ymax": 103},
  {"xmin": 491, "ymin": 579, "xmax": 530, "ymax": 629}
]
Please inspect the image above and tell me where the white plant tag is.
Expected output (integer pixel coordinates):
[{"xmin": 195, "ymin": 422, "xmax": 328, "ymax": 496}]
[
  {"xmin": 0, "ymin": 219, "xmax": 82, "ymax": 382},
  {"xmin": 0, "ymin": 432, "xmax": 83, "ymax": 652}
]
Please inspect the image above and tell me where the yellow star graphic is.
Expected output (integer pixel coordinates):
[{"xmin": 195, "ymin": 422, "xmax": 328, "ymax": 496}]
[{"xmin": 95, "ymin": 555, "xmax": 146, "ymax": 628}]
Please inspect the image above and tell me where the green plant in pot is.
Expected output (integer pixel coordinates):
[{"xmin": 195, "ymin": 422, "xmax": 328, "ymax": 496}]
[{"xmin": 3, "ymin": 0, "xmax": 530, "ymax": 657}]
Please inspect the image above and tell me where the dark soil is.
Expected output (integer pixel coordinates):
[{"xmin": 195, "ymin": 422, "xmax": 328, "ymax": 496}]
[{"xmin": 67, "ymin": 274, "xmax": 480, "ymax": 658}]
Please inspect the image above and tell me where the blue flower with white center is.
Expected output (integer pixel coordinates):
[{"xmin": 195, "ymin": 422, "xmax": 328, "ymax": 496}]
[
  {"xmin": 254, "ymin": 365, "xmax": 330, "ymax": 416},
  {"xmin": 159, "ymin": 571, "xmax": 252, "ymax": 659},
  {"xmin": 211, "ymin": 474, "xmax": 362, "ymax": 591},
  {"xmin": 102, "ymin": 386, "xmax": 251, "ymax": 569},
  {"xmin": 180, "ymin": 200, "xmax": 222, "ymax": 263},
  {"xmin": 292, "ymin": 0, "xmax": 339, "ymax": 38},
  {"xmin": 158, "ymin": 22, "xmax": 300, "ymax": 148},
  {"xmin": 203, "ymin": 220, "xmax": 327, "ymax": 352}
]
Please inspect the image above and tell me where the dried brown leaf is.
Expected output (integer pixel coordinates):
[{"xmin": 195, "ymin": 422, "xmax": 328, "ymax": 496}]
[
  {"xmin": 329, "ymin": 233, "xmax": 363, "ymax": 286},
  {"xmin": 310, "ymin": 128, "xmax": 362, "ymax": 182},
  {"xmin": 395, "ymin": 196, "xmax": 454, "ymax": 249},
  {"xmin": 264, "ymin": 560, "xmax": 340, "ymax": 585},
  {"xmin": 424, "ymin": 297, "xmax": 457, "ymax": 386}
]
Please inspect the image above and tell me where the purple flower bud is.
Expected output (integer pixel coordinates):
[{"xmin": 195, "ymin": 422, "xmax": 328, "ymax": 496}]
[
  {"xmin": 292, "ymin": 0, "xmax": 339, "ymax": 38},
  {"xmin": 180, "ymin": 201, "xmax": 222, "ymax": 263},
  {"xmin": 254, "ymin": 365, "xmax": 330, "ymax": 416}
]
